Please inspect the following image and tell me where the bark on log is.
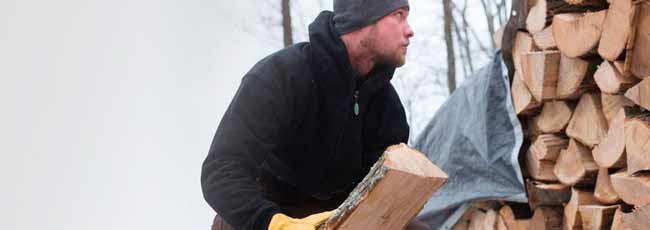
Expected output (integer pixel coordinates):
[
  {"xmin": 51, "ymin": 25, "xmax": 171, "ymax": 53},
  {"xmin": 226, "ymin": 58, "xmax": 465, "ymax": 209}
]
[
  {"xmin": 554, "ymin": 139, "xmax": 598, "ymax": 186},
  {"xmin": 526, "ymin": 179, "xmax": 571, "ymax": 209},
  {"xmin": 322, "ymin": 144, "xmax": 448, "ymax": 230},
  {"xmin": 552, "ymin": 10, "xmax": 608, "ymax": 58},
  {"xmin": 566, "ymin": 93, "xmax": 609, "ymax": 148}
]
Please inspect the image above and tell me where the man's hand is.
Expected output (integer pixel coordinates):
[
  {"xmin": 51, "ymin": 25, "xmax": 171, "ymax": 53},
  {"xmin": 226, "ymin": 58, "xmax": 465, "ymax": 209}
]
[{"xmin": 268, "ymin": 211, "xmax": 335, "ymax": 230}]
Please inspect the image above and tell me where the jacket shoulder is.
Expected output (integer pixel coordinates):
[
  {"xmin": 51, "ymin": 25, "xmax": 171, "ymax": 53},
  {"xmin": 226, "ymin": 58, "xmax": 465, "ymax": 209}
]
[{"xmin": 247, "ymin": 42, "xmax": 314, "ymax": 84}]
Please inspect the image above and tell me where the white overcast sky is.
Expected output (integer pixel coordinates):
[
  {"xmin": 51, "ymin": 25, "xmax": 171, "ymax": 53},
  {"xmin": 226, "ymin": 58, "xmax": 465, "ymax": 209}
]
[{"xmin": 0, "ymin": 0, "xmax": 497, "ymax": 229}]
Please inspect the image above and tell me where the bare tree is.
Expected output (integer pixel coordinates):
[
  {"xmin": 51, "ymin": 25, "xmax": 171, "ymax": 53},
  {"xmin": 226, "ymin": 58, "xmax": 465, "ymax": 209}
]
[
  {"xmin": 282, "ymin": 0, "xmax": 293, "ymax": 47},
  {"xmin": 442, "ymin": 0, "xmax": 456, "ymax": 94}
]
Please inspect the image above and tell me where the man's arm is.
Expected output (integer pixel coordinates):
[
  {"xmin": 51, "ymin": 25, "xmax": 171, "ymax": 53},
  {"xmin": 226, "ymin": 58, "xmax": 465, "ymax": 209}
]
[{"xmin": 201, "ymin": 73, "xmax": 291, "ymax": 230}]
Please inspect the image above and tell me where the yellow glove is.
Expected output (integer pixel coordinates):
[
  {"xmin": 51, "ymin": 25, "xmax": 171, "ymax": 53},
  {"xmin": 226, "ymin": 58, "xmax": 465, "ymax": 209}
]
[{"xmin": 268, "ymin": 210, "xmax": 334, "ymax": 230}]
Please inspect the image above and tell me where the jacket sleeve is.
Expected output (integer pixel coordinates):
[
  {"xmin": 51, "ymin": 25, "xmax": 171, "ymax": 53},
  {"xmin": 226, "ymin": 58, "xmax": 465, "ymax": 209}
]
[{"xmin": 201, "ymin": 73, "xmax": 292, "ymax": 230}]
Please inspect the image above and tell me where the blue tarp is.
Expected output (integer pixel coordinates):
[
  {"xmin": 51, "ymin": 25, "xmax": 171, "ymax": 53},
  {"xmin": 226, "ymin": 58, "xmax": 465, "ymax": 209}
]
[{"xmin": 413, "ymin": 51, "xmax": 528, "ymax": 229}]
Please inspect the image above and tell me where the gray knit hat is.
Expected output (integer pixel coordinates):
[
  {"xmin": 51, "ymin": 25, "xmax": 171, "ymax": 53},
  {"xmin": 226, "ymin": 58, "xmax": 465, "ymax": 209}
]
[{"xmin": 333, "ymin": 0, "xmax": 410, "ymax": 35}]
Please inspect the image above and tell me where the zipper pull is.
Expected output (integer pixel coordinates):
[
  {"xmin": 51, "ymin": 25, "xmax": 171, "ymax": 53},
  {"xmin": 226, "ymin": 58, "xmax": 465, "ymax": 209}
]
[{"xmin": 353, "ymin": 90, "xmax": 359, "ymax": 116}]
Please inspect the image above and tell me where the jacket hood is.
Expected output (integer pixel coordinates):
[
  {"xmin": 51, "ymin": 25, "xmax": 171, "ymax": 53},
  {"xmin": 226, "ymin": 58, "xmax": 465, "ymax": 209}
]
[{"xmin": 308, "ymin": 11, "xmax": 396, "ymax": 91}]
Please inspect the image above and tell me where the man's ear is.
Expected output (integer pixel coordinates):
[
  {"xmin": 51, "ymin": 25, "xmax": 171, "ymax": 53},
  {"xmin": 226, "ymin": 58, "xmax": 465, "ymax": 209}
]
[{"xmin": 501, "ymin": 0, "xmax": 529, "ymax": 85}]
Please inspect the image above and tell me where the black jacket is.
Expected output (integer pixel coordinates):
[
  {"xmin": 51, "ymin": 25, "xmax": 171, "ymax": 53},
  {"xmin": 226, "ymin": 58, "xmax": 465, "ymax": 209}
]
[{"xmin": 201, "ymin": 11, "xmax": 409, "ymax": 229}]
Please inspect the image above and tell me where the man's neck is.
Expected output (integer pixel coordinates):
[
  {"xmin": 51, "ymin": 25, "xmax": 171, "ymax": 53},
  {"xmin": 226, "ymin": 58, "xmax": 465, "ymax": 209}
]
[{"xmin": 341, "ymin": 36, "xmax": 375, "ymax": 77}]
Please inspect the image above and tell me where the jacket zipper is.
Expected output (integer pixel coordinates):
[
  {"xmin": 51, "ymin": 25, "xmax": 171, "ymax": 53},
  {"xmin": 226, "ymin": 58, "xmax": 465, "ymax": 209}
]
[{"xmin": 353, "ymin": 90, "xmax": 359, "ymax": 116}]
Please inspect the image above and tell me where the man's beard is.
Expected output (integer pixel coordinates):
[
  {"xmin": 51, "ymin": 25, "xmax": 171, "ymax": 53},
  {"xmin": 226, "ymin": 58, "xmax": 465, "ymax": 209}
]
[
  {"xmin": 376, "ymin": 48, "xmax": 405, "ymax": 68},
  {"xmin": 360, "ymin": 32, "xmax": 405, "ymax": 68}
]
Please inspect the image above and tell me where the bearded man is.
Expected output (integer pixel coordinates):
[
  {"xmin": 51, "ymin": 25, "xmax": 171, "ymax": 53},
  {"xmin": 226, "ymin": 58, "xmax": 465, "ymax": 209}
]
[{"xmin": 201, "ymin": 0, "xmax": 427, "ymax": 229}]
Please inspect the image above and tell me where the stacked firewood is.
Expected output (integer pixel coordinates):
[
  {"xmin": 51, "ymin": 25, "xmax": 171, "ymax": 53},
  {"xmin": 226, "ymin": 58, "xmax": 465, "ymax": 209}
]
[{"xmin": 453, "ymin": 0, "xmax": 650, "ymax": 229}]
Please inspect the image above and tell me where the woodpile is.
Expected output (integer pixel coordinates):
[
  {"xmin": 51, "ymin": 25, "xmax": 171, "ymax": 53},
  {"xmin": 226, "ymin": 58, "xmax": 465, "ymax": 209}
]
[{"xmin": 454, "ymin": 0, "xmax": 650, "ymax": 229}]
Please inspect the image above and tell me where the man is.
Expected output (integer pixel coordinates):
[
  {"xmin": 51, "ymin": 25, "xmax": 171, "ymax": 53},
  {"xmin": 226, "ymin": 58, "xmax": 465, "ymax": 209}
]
[{"xmin": 202, "ymin": 0, "xmax": 419, "ymax": 229}]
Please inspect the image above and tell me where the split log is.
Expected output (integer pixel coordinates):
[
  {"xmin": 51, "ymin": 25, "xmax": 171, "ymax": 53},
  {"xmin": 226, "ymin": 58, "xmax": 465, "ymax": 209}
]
[
  {"xmin": 533, "ymin": 25, "xmax": 557, "ymax": 50},
  {"xmin": 563, "ymin": 187, "xmax": 600, "ymax": 230},
  {"xmin": 523, "ymin": 51, "xmax": 561, "ymax": 102},
  {"xmin": 610, "ymin": 169, "xmax": 650, "ymax": 207},
  {"xmin": 526, "ymin": 0, "xmax": 557, "ymax": 34},
  {"xmin": 526, "ymin": 179, "xmax": 571, "ymax": 209},
  {"xmin": 499, "ymin": 205, "xmax": 528, "ymax": 230},
  {"xmin": 512, "ymin": 72, "xmax": 542, "ymax": 115},
  {"xmin": 594, "ymin": 60, "xmax": 640, "ymax": 94},
  {"xmin": 598, "ymin": 0, "xmax": 635, "ymax": 61},
  {"xmin": 553, "ymin": 139, "xmax": 598, "ymax": 186},
  {"xmin": 453, "ymin": 207, "xmax": 474, "ymax": 230},
  {"xmin": 499, "ymin": 204, "xmax": 533, "ymax": 230},
  {"xmin": 601, "ymin": 93, "xmax": 634, "ymax": 125},
  {"xmin": 592, "ymin": 109, "xmax": 627, "ymax": 168},
  {"xmin": 529, "ymin": 134, "xmax": 569, "ymax": 161},
  {"xmin": 496, "ymin": 215, "xmax": 508, "ymax": 230},
  {"xmin": 624, "ymin": 78, "xmax": 650, "ymax": 110},
  {"xmin": 630, "ymin": 1, "xmax": 650, "ymax": 78},
  {"xmin": 611, "ymin": 206, "xmax": 627, "ymax": 230},
  {"xmin": 552, "ymin": 10, "xmax": 608, "ymax": 58},
  {"xmin": 526, "ymin": 0, "xmax": 608, "ymax": 34},
  {"xmin": 530, "ymin": 206, "xmax": 563, "ymax": 230},
  {"xmin": 517, "ymin": 219, "xmax": 530, "ymax": 230},
  {"xmin": 565, "ymin": 0, "xmax": 607, "ymax": 5},
  {"xmin": 513, "ymin": 32, "xmax": 538, "ymax": 78},
  {"xmin": 566, "ymin": 93, "xmax": 609, "ymax": 148},
  {"xmin": 594, "ymin": 168, "xmax": 622, "ymax": 204},
  {"xmin": 624, "ymin": 111, "xmax": 650, "ymax": 174},
  {"xmin": 614, "ymin": 60, "xmax": 634, "ymax": 78},
  {"xmin": 621, "ymin": 204, "xmax": 650, "ymax": 230},
  {"xmin": 528, "ymin": 101, "xmax": 573, "ymax": 135},
  {"xmin": 578, "ymin": 205, "xmax": 620, "ymax": 229},
  {"xmin": 469, "ymin": 209, "xmax": 498, "ymax": 230},
  {"xmin": 526, "ymin": 144, "xmax": 559, "ymax": 181},
  {"xmin": 322, "ymin": 144, "xmax": 448, "ymax": 230},
  {"xmin": 468, "ymin": 209, "xmax": 487, "ymax": 230},
  {"xmin": 556, "ymin": 54, "xmax": 598, "ymax": 99}
]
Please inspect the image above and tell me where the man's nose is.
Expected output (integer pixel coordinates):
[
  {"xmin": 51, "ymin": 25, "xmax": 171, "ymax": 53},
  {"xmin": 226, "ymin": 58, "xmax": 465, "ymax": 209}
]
[{"xmin": 405, "ymin": 22, "xmax": 414, "ymax": 38}]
